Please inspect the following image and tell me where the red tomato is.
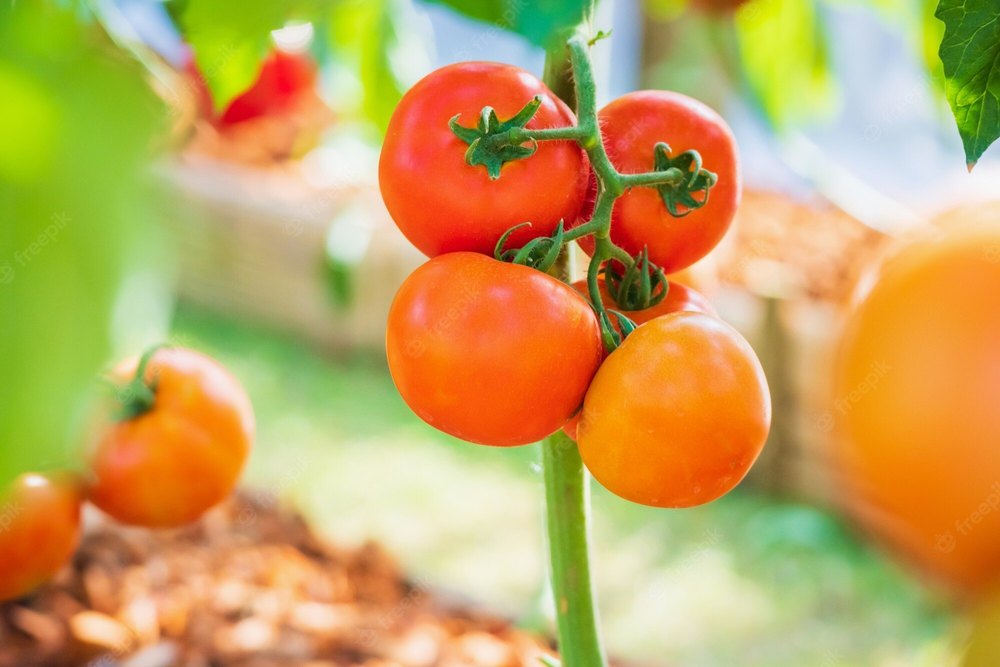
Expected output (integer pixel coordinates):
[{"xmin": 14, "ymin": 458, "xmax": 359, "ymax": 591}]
[
  {"xmin": 578, "ymin": 313, "xmax": 770, "ymax": 507},
  {"xmin": 0, "ymin": 472, "xmax": 82, "ymax": 601},
  {"xmin": 386, "ymin": 253, "xmax": 603, "ymax": 446},
  {"xmin": 835, "ymin": 219, "xmax": 1000, "ymax": 592},
  {"xmin": 576, "ymin": 91, "xmax": 740, "ymax": 273},
  {"xmin": 561, "ymin": 277, "xmax": 717, "ymax": 440},
  {"xmin": 87, "ymin": 348, "xmax": 254, "ymax": 528},
  {"xmin": 219, "ymin": 50, "xmax": 317, "ymax": 126},
  {"xmin": 379, "ymin": 63, "xmax": 590, "ymax": 257}
]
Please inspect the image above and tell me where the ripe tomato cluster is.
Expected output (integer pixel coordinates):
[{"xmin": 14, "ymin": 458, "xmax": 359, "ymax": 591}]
[
  {"xmin": 0, "ymin": 347, "xmax": 253, "ymax": 602},
  {"xmin": 381, "ymin": 58, "xmax": 771, "ymax": 510}
]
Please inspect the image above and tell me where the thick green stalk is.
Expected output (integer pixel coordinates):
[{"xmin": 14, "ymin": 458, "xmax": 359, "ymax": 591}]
[
  {"xmin": 541, "ymin": 33, "xmax": 609, "ymax": 667},
  {"xmin": 542, "ymin": 432, "xmax": 607, "ymax": 667}
]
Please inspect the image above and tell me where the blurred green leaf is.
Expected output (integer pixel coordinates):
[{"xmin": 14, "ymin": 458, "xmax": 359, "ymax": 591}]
[
  {"xmin": 176, "ymin": 0, "xmax": 319, "ymax": 110},
  {"xmin": 0, "ymin": 4, "xmax": 163, "ymax": 487},
  {"xmin": 327, "ymin": 0, "xmax": 410, "ymax": 133},
  {"xmin": 920, "ymin": 0, "xmax": 945, "ymax": 91},
  {"xmin": 734, "ymin": 0, "xmax": 836, "ymax": 128},
  {"xmin": 425, "ymin": 0, "xmax": 592, "ymax": 45},
  {"xmin": 935, "ymin": 0, "xmax": 1000, "ymax": 168}
]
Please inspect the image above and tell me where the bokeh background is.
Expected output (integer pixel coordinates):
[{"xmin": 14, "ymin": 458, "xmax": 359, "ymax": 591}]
[{"xmin": 4, "ymin": 0, "xmax": 1000, "ymax": 664}]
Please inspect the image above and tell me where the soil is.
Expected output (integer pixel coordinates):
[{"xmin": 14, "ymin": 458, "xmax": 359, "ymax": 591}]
[{"xmin": 0, "ymin": 493, "xmax": 558, "ymax": 667}]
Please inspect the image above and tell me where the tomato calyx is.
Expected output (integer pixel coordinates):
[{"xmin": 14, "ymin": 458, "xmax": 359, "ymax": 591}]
[
  {"xmin": 494, "ymin": 221, "xmax": 566, "ymax": 271},
  {"xmin": 604, "ymin": 249, "xmax": 670, "ymax": 311},
  {"xmin": 449, "ymin": 97, "xmax": 544, "ymax": 180},
  {"xmin": 648, "ymin": 142, "xmax": 717, "ymax": 217},
  {"xmin": 106, "ymin": 344, "xmax": 166, "ymax": 421}
]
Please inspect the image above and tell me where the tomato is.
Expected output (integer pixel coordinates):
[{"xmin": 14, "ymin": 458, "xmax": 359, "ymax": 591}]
[
  {"xmin": 87, "ymin": 348, "xmax": 254, "ymax": 528},
  {"xmin": 379, "ymin": 63, "xmax": 590, "ymax": 257},
  {"xmin": 571, "ymin": 277, "xmax": 717, "ymax": 325},
  {"xmin": 578, "ymin": 312, "xmax": 770, "ymax": 507},
  {"xmin": 0, "ymin": 472, "xmax": 82, "ymax": 601},
  {"xmin": 386, "ymin": 252, "xmax": 603, "ymax": 446},
  {"xmin": 576, "ymin": 91, "xmax": 740, "ymax": 273},
  {"xmin": 218, "ymin": 49, "xmax": 317, "ymax": 126},
  {"xmin": 835, "ymin": 219, "xmax": 1000, "ymax": 592},
  {"xmin": 561, "ymin": 277, "xmax": 717, "ymax": 441}
]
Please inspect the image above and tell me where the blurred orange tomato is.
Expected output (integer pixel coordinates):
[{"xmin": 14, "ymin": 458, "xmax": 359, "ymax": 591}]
[
  {"xmin": 835, "ymin": 218, "xmax": 1000, "ymax": 592},
  {"xmin": 0, "ymin": 472, "xmax": 82, "ymax": 601},
  {"xmin": 88, "ymin": 348, "xmax": 254, "ymax": 528}
]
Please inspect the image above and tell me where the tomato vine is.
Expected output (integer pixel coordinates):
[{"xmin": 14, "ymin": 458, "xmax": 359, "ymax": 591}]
[{"xmin": 450, "ymin": 31, "xmax": 717, "ymax": 352}]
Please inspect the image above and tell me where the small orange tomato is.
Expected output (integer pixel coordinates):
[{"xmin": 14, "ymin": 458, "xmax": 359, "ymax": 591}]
[
  {"xmin": 386, "ymin": 253, "xmax": 603, "ymax": 446},
  {"xmin": 0, "ymin": 472, "xmax": 83, "ymax": 601},
  {"xmin": 578, "ymin": 313, "xmax": 770, "ymax": 507},
  {"xmin": 87, "ymin": 347, "xmax": 254, "ymax": 528}
]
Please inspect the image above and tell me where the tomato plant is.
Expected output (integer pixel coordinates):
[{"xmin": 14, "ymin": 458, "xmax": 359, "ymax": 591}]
[
  {"xmin": 0, "ymin": 472, "xmax": 83, "ymax": 601},
  {"xmin": 379, "ymin": 62, "xmax": 590, "ymax": 257},
  {"xmin": 835, "ymin": 219, "xmax": 1000, "ymax": 592},
  {"xmin": 386, "ymin": 252, "xmax": 602, "ymax": 446},
  {"xmin": 379, "ymin": 27, "xmax": 765, "ymax": 666},
  {"xmin": 87, "ymin": 347, "xmax": 254, "ymax": 528},
  {"xmin": 576, "ymin": 91, "xmax": 741, "ymax": 273}
]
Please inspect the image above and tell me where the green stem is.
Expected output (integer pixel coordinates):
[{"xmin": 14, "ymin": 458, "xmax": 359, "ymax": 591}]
[
  {"xmin": 540, "ymin": 33, "xmax": 608, "ymax": 667},
  {"xmin": 619, "ymin": 168, "xmax": 686, "ymax": 188},
  {"xmin": 542, "ymin": 431, "xmax": 608, "ymax": 667}
]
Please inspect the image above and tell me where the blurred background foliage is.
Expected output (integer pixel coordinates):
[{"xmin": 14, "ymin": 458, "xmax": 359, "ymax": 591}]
[{"xmin": 0, "ymin": 3, "xmax": 164, "ymax": 488}]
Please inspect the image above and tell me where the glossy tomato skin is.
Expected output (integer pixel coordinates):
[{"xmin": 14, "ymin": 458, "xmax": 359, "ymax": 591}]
[
  {"xmin": 0, "ymin": 472, "xmax": 82, "ymax": 601},
  {"xmin": 88, "ymin": 348, "xmax": 254, "ymax": 528},
  {"xmin": 835, "ymin": 221, "xmax": 1000, "ymax": 592},
  {"xmin": 577, "ymin": 91, "xmax": 740, "ymax": 273},
  {"xmin": 386, "ymin": 253, "xmax": 603, "ymax": 446},
  {"xmin": 578, "ymin": 312, "xmax": 770, "ymax": 507},
  {"xmin": 379, "ymin": 63, "xmax": 590, "ymax": 257}
]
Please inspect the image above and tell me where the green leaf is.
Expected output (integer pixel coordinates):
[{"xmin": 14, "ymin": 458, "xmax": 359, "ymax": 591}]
[
  {"xmin": 0, "ymin": 4, "xmax": 163, "ymax": 487},
  {"xmin": 176, "ymin": 0, "xmax": 319, "ymax": 110},
  {"xmin": 734, "ymin": 0, "xmax": 836, "ymax": 128},
  {"xmin": 424, "ymin": 0, "xmax": 591, "ymax": 46},
  {"xmin": 935, "ymin": 0, "xmax": 1000, "ymax": 168},
  {"xmin": 326, "ymin": 0, "xmax": 414, "ymax": 134}
]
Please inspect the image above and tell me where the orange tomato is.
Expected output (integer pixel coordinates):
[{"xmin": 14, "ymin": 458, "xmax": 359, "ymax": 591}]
[
  {"xmin": 561, "ymin": 277, "xmax": 717, "ymax": 441},
  {"xmin": 578, "ymin": 312, "xmax": 770, "ymax": 507},
  {"xmin": 87, "ymin": 348, "xmax": 254, "ymax": 528},
  {"xmin": 0, "ymin": 472, "xmax": 82, "ymax": 601},
  {"xmin": 386, "ymin": 253, "xmax": 603, "ymax": 446},
  {"xmin": 835, "ymin": 219, "xmax": 1000, "ymax": 592}
]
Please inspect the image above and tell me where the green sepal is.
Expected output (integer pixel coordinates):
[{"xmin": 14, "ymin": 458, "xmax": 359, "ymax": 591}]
[
  {"xmin": 449, "ymin": 96, "xmax": 544, "ymax": 180},
  {"xmin": 604, "ymin": 248, "xmax": 669, "ymax": 311},
  {"xmin": 652, "ymin": 142, "xmax": 718, "ymax": 217},
  {"xmin": 495, "ymin": 221, "xmax": 565, "ymax": 273}
]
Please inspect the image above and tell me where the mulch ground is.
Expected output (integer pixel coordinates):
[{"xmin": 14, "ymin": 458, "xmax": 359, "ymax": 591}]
[{"xmin": 0, "ymin": 493, "xmax": 558, "ymax": 667}]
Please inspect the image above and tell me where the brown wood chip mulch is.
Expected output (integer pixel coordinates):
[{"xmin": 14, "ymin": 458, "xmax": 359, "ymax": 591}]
[{"xmin": 0, "ymin": 493, "xmax": 557, "ymax": 667}]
